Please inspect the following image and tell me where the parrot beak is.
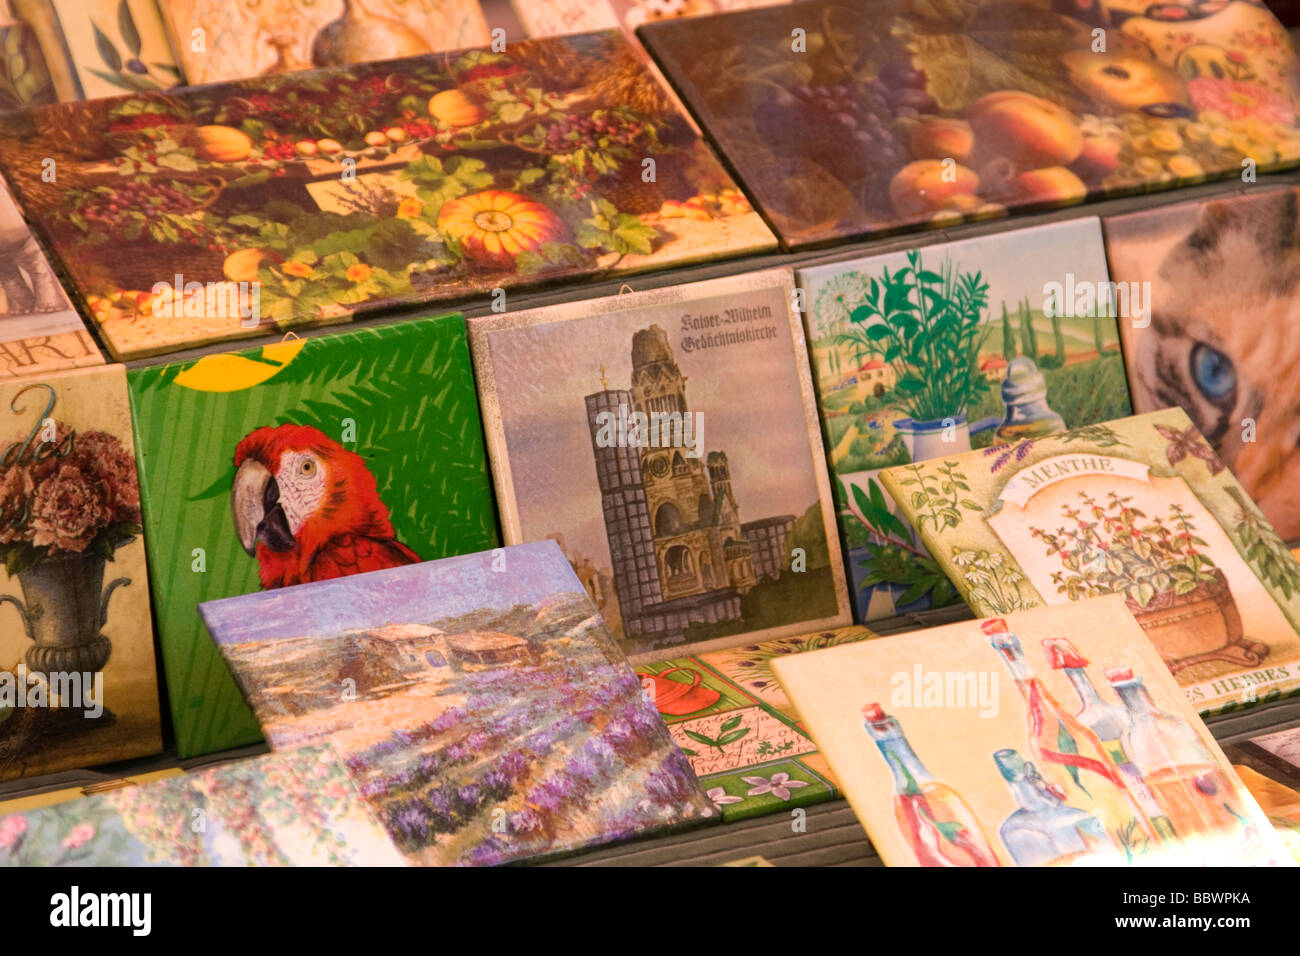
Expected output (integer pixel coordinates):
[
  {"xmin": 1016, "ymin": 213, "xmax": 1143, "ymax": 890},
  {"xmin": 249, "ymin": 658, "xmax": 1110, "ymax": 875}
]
[{"xmin": 232, "ymin": 459, "xmax": 296, "ymax": 555}]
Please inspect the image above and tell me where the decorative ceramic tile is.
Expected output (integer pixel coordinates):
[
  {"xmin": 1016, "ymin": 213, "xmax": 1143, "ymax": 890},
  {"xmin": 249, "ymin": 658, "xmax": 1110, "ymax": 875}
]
[
  {"xmin": 638, "ymin": 626, "xmax": 877, "ymax": 820},
  {"xmin": 879, "ymin": 408, "xmax": 1300, "ymax": 715},
  {"xmin": 799, "ymin": 218, "xmax": 1130, "ymax": 621},
  {"xmin": 1225, "ymin": 730, "xmax": 1300, "ymax": 791},
  {"xmin": 1232, "ymin": 763, "xmax": 1300, "ymax": 862},
  {"xmin": 773, "ymin": 597, "xmax": 1291, "ymax": 866},
  {"xmin": 0, "ymin": 30, "xmax": 774, "ymax": 360},
  {"xmin": 49, "ymin": 0, "xmax": 182, "ymax": 99},
  {"xmin": 639, "ymin": 0, "xmax": 1300, "ymax": 249},
  {"xmin": 0, "ymin": 180, "xmax": 102, "ymax": 380},
  {"xmin": 470, "ymin": 269, "xmax": 852, "ymax": 659},
  {"xmin": 1104, "ymin": 185, "xmax": 1300, "ymax": 540},
  {"xmin": 0, "ymin": 745, "xmax": 405, "ymax": 866},
  {"xmin": 0, "ymin": 365, "xmax": 161, "ymax": 781},
  {"xmin": 1223, "ymin": 724, "xmax": 1300, "ymax": 863},
  {"xmin": 157, "ymin": 0, "xmax": 490, "ymax": 86},
  {"xmin": 200, "ymin": 541, "xmax": 714, "ymax": 866},
  {"xmin": 127, "ymin": 315, "xmax": 499, "ymax": 758}
]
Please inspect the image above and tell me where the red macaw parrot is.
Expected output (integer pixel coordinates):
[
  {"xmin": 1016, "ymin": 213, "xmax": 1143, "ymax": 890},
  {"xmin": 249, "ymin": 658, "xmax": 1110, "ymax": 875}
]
[{"xmin": 231, "ymin": 424, "xmax": 420, "ymax": 589}]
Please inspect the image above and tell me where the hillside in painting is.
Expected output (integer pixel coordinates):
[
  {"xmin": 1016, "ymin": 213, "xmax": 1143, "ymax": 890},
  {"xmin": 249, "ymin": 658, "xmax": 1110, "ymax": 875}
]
[{"xmin": 221, "ymin": 590, "xmax": 603, "ymax": 717}]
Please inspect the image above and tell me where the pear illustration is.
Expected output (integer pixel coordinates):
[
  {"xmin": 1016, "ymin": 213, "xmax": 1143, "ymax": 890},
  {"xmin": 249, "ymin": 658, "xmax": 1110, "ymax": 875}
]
[{"xmin": 311, "ymin": 0, "xmax": 431, "ymax": 67}]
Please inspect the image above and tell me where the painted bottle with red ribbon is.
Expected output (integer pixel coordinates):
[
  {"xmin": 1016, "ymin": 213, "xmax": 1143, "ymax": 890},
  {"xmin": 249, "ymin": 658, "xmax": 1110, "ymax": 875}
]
[
  {"xmin": 862, "ymin": 703, "xmax": 1001, "ymax": 867},
  {"xmin": 1105, "ymin": 667, "xmax": 1247, "ymax": 843},
  {"xmin": 1044, "ymin": 637, "xmax": 1177, "ymax": 843},
  {"xmin": 982, "ymin": 619, "xmax": 1164, "ymax": 860},
  {"xmin": 994, "ymin": 748, "xmax": 1120, "ymax": 865}
]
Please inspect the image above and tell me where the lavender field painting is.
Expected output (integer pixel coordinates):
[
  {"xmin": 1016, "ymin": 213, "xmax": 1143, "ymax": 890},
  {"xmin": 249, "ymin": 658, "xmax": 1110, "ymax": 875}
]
[{"xmin": 199, "ymin": 541, "xmax": 713, "ymax": 866}]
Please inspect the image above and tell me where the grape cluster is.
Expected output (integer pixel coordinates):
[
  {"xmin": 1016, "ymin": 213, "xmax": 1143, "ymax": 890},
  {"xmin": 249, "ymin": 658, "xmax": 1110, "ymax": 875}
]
[
  {"xmin": 868, "ymin": 59, "xmax": 938, "ymax": 116},
  {"xmin": 401, "ymin": 119, "xmax": 440, "ymax": 140},
  {"xmin": 540, "ymin": 113, "xmax": 645, "ymax": 153},
  {"xmin": 751, "ymin": 59, "xmax": 937, "ymax": 213},
  {"xmin": 76, "ymin": 181, "xmax": 201, "ymax": 224}
]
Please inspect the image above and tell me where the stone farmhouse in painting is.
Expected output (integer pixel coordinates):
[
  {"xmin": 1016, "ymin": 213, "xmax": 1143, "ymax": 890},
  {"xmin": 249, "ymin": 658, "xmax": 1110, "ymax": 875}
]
[{"xmin": 365, "ymin": 624, "xmax": 536, "ymax": 676}]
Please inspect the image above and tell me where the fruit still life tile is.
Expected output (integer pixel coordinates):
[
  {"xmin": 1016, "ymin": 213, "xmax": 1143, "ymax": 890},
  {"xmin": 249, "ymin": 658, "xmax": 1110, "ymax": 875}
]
[
  {"xmin": 0, "ymin": 29, "xmax": 774, "ymax": 359},
  {"xmin": 639, "ymin": 0, "xmax": 1300, "ymax": 247}
]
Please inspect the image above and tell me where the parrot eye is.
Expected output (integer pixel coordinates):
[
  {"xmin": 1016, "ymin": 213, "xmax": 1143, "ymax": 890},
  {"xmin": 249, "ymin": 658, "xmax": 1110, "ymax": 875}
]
[{"xmin": 300, "ymin": 458, "xmax": 317, "ymax": 477}]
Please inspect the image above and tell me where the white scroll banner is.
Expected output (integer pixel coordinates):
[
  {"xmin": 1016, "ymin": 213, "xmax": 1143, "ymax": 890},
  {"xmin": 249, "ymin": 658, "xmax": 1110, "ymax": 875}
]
[{"xmin": 998, "ymin": 454, "xmax": 1152, "ymax": 509}]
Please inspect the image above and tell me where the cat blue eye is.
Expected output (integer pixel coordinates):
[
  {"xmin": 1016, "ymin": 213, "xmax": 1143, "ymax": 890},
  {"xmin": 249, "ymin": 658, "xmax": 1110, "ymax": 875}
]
[{"xmin": 1190, "ymin": 342, "xmax": 1236, "ymax": 401}]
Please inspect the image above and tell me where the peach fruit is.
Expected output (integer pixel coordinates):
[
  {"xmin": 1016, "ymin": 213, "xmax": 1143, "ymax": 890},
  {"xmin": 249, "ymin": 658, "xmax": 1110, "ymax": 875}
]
[
  {"xmin": 1011, "ymin": 166, "xmax": 1087, "ymax": 206},
  {"xmin": 908, "ymin": 118, "xmax": 975, "ymax": 162},
  {"xmin": 889, "ymin": 159, "xmax": 980, "ymax": 217},
  {"xmin": 969, "ymin": 91, "xmax": 1083, "ymax": 168}
]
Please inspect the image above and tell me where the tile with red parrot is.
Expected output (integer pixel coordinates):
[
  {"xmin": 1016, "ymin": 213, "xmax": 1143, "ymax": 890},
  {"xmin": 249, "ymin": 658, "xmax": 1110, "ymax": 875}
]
[{"xmin": 127, "ymin": 315, "xmax": 499, "ymax": 758}]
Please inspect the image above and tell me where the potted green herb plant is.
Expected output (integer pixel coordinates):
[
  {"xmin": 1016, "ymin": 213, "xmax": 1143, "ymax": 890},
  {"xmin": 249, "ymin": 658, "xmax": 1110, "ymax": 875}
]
[{"xmin": 839, "ymin": 249, "xmax": 996, "ymax": 461}]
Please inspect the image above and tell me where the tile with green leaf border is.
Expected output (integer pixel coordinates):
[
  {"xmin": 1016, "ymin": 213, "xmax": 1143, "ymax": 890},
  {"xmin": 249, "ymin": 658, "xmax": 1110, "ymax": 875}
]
[{"xmin": 641, "ymin": 627, "xmax": 879, "ymax": 823}]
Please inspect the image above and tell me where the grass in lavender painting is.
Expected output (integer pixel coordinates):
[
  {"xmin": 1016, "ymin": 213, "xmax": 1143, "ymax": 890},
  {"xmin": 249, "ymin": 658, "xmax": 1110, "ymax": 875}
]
[{"xmin": 199, "ymin": 540, "xmax": 712, "ymax": 866}]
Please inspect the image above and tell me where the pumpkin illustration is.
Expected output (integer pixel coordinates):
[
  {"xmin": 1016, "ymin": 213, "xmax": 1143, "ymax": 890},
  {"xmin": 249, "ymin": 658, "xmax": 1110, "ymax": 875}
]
[
  {"xmin": 428, "ymin": 89, "xmax": 486, "ymax": 128},
  {"xmin": 436, "ymin": 191, "xmax": 569, "ymax": 269},
  {"xmin": 186, "ymin": 125, "xmax": 253, "ymax": 162}
]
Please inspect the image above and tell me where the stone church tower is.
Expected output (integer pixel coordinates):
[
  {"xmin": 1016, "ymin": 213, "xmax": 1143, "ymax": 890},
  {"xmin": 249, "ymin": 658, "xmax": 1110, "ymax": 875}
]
[{"xmin": 630, "ymin": 325, "xmax": 757, "ymax": 601}]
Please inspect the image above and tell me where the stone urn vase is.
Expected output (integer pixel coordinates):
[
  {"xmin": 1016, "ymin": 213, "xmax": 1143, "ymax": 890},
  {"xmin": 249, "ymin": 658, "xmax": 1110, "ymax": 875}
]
[
  {"xmin": 0, "ymin": 545, "xmax": 131, "ymax": 676},
  {"xmin": 1126, "ymin": 568, "xmax": 1266, "ymax": 673}
]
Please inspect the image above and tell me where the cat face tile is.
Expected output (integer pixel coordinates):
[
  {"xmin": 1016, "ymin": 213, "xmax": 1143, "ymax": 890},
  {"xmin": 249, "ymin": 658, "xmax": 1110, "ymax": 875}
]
[{"xmin": 1104, "ymin": 185, "xmax": 1300, "ymax": 540}]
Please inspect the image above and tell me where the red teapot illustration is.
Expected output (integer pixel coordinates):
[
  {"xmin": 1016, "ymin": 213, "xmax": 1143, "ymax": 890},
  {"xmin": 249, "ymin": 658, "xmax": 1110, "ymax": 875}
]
[{"xmin": 638, "ymin": 666, "xmax": 720, "ymax": 716}]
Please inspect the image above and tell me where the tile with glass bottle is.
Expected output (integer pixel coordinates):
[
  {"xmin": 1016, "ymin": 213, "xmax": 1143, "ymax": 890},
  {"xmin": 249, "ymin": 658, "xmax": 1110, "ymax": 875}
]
[{"xmin": 774, "ymin": 597, "xmax": 1291, "ymax": 867}]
